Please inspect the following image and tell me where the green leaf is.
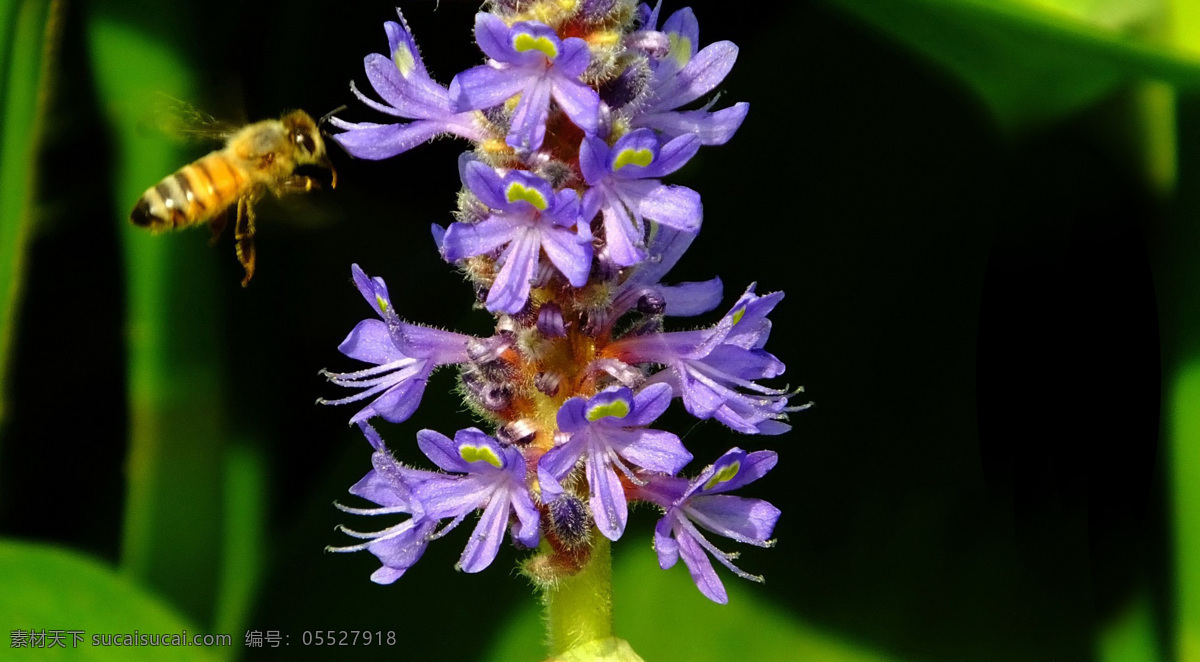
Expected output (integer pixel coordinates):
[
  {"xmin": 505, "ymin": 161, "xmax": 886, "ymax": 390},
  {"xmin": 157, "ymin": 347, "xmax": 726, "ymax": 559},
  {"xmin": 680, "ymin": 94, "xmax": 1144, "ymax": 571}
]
[
  {"xmin": 1098, "ymin": 588, "xmax": 1162, "ymax": 662},
  {"xmin": 822, "ymin": 0, "xmax": 1200, "ymax": 130},
  {"xmin": 0, "ymin": 539, "xmax": 224, "ymax": 661},
  {"xmin": 488, "ymin": 536, "xmax": 896, "ymax": 662},
  {"xmin": 0, "ymin": 0, "xmax": 61, "ymax": 446}
]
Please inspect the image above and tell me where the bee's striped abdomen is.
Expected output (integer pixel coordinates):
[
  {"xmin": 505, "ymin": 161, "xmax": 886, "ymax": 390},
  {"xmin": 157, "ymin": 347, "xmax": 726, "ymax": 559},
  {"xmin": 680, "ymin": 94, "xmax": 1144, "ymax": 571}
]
[{"xmin": 130, "ymin": 151, "xmax": 247, "ymax": 231}]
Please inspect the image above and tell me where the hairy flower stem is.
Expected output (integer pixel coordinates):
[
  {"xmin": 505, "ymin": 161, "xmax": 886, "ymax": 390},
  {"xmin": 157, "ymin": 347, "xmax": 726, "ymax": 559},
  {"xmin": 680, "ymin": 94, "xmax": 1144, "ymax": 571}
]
[{"xmin": 543, "ymin": 536, "xmax": 613, "ymax": 656}]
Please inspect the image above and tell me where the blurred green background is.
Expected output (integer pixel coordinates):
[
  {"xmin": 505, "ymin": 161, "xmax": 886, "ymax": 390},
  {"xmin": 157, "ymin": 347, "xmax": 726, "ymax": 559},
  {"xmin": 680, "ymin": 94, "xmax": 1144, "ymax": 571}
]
[{"xmin": 2, "ymin": 0, "xmax": 1199, "ymax": 660}]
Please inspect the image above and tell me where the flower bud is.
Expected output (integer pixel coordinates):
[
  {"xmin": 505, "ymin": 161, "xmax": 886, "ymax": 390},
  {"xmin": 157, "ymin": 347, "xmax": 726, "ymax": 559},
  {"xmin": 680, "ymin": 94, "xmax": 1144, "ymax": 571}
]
[
  {"xmin": 497, "ymin": 419, "xmax": 539, "ymax": 446},
  {"xmin": 549, "ymin": 495, "xmax": 592, "ymax": 548},
  {"xmin": 537, "ymin": 303, "xmax": 567, "ymax": 338}
]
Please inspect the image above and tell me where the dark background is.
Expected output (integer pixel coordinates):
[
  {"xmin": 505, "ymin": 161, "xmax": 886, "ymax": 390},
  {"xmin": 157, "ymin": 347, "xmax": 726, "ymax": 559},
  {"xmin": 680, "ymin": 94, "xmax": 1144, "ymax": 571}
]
[{"xmin": 0, "ymin": 1, "xmax": 1166, "ymax": 660}]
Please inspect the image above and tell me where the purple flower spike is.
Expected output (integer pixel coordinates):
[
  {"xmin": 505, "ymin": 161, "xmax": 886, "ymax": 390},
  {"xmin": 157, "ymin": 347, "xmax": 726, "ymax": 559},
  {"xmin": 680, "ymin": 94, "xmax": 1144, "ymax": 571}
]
[
  {"xmin": 412, "ymin": 428, "xmax": 540, "ymax": 573},
  {"xmin": 580, "ymin": 129, "xmax": 702, "ymax": 267},
  {"xmin": 606, "ymin": 284, "xmax": 797, "ymax": 434},
  {"xmin": 319, "ymin": 265, "xmax": 475, "ymax": 424},
  {"xmin": 450, "ymin": 14, "xmax": 601, "ymax": 153},
  {"xmin": 539, "ymin": 383, "xmax": 691, "ymax": 540},
  {"xmin": 328, "ymin": 423, "xmax": 442, "ymax": 585},
  {"xmin": 442, "ymin": 164, "xmax": 592, "ymax": 313},
  {"xmin": 323, "ymin": 2, "xmax": 798, "ymax": 603},
  {"xmin": 636, "ymin": 447, "xmax": 780, "ymax": 604},
  {"xmin": 330, "ymin": 11, "xmax": 485, "ymax": 159},
  {"xmin": 628, "ymin": 5, "xmax": 748, "ymax": 145}
]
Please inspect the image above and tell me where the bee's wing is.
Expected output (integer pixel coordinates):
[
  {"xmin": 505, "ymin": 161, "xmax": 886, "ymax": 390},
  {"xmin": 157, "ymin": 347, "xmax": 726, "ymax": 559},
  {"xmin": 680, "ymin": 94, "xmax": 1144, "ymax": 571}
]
[{"xmin": 142, "ymin": 94, "xmax": 242, "ymax": 145}]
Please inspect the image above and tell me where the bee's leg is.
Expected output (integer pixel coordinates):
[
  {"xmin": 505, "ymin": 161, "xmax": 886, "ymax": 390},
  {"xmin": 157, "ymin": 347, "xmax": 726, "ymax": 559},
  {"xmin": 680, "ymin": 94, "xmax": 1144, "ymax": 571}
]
[
  {"xmin": 274, "ymin": 175, "xmax": 322, "ymax": 195},
  {"xmin": 234, "ymin": 196, "xmax": 257, "ymax": 287},
  {"xmin": 208, "ymin": 209, "xmax": 229, "ymax": 246}
]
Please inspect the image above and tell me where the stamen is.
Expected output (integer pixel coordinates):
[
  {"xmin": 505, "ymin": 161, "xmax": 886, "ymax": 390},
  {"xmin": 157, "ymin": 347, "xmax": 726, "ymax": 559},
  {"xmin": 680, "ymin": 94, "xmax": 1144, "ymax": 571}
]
[
  {"xmin": 679, "ymin": 518, "xmax": 764, "ymax": 583},
  {"xmin": 348, "ymin": 80, "xmax": 407, "ymax": 118},
  {"xmin": 317, "ymin": 380, "xmax": 398, "ymax": 407},
  {"xmin": 321, "ymin": 357, "xmax": 419, "ymax": 381},
  {"xmin": 605, "ymin": 447, "xmax": 646, "ymax": 486},
  {"xmin": 429, "ymin": 510, "xmax": 472, "ymax": 541},
  {"xmin": 684, "ymin": 505, "xmax": 774, "ymax": 548},
  {"xmin": 331, "ymin": 519, "xmax": 420, "ymax": 550},
  {"xmin": 333, "ymin": 501, "xmax": 412, "ymax": 516},
  {"xmin": 688, "ymin": 362, "xmax": 790, "ymax": 397}
]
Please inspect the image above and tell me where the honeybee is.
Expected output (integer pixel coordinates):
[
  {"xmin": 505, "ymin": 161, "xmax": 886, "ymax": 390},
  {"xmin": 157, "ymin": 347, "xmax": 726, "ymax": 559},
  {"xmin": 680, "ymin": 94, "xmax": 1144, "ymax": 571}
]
[{"xmin": 130, "ymin": 109, "xmax": 337, "ymax": 286}]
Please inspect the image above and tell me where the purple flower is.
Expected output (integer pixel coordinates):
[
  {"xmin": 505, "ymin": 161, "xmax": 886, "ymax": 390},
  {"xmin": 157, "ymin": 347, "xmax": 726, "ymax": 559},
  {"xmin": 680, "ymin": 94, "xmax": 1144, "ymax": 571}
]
[
  {"xmin": 635, "ymin": 447, "xmax": 780, "ymax": 604},
  {"xmin": 538, "ymin": 383, "xmax": 691, "ymax": 540},
  {"xmin": 449, "ymin": 14, "xmax": 601, "ymax": 153},
  {"xmin": 328, "ymin": 423, "xmax": 442, "ymax": 585},
  {"xmin": 319, "ymin": 264, "xmax": 475, "ymax": 424},
  {"xmin": 412, "ymin": 428, "xmax": 540, "ymax": 573},
  {"xmin": 627, "ymin": 4, "xmax": 748, "ymax": 145},
  {"xmin": 329, "ymin": 11, "xmax": 485, "ymax": 160},
  {"xmin": 610, "ymin": 224, "xmax": 723, "ymax": 320},
  {"xmin": 605, "ymin": 284, "xmax": 797, "ymax": 434},
  {"xmin": 580, "ymin": 128, "xmax": 702, "ymax": 267},
  {"xmin": 441, "ymin": 163, "xmax": 592, "ymax": 314}
]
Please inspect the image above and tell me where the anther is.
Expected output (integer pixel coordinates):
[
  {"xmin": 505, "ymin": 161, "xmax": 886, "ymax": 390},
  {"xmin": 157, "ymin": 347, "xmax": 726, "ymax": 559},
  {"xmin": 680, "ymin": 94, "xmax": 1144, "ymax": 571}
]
[{"xmin": 636, "ymin": 290, "xmax": 665, "ymax": 315}]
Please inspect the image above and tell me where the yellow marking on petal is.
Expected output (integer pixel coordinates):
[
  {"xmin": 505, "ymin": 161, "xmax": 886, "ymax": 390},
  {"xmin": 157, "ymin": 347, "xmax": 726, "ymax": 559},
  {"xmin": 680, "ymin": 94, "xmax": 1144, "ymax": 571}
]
[
  {"xmin": 731, "ymin": 307, "xmax": 745, "ymax": 325},
  {"xmin": 506, "ymin": 182, "xmax": 548, "ymax": 210},
  {"xmin": 704, "ymin": 461, "xmax": 741, "ymax": 490},
  {"xmin": 668, "ymin": 33, "xmax": 692, "ymax": 68},
  {"xmin": 460, "ymin": 444, "xmax": 503, "ymax": 468},
  {"xmin": 393, "ymin": 44, "xmax": 416, "ymax": 78},
  {"xmin": 513, "ymin": 33, "xmax": 559, "ymax": 60},
  {"xmin": 376, "ymin": 294, "xmax": 389, "ymax": 313},
  {"xmin": 586, "ymin": 399, "xmax": 630, "ymax": 422},
  {"xmin": 613, "ymin": 147, "xmax": 654, "ymax": 170}
]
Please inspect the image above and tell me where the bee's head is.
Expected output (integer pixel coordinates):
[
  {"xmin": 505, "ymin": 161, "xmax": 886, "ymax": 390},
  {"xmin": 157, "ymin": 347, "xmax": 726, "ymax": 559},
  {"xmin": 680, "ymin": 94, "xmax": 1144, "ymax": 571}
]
[{"xmin": 282, "ymin": 109, "xmax": 337, "ymax": 188}]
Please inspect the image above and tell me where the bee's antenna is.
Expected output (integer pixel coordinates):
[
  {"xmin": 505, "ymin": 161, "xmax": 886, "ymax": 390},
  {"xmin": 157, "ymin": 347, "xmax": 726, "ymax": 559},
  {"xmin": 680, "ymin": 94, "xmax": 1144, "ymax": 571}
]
[{"xmin": 319, "ymin": 105, "xmax": 347, "ymax": 130}]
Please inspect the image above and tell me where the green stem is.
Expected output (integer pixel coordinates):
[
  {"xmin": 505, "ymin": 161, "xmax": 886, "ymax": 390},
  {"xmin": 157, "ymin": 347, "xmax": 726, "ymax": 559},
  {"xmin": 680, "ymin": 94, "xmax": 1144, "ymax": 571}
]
[
  {"xmin": 1170, "ymin": 363, "xmax": 1200, "ymax": 662},
  {"xmin": 86, "ymin": 2, "xmax": 227, "ymax": 625},
  {"xmin": 544, "ymin": 537, "xmax": 614, "ymax": 656},
  {"xmin": 215, "ymin": 441, "xmax": 267, "ymax": 637},
  {"xmin": 1163, "ymin": 4, "xmax": 1200, "ymax": 662}
]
